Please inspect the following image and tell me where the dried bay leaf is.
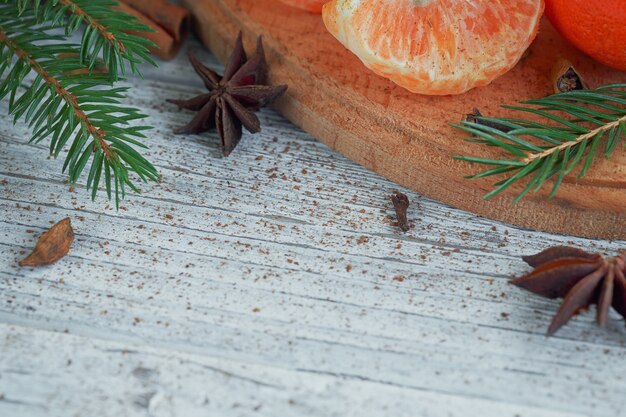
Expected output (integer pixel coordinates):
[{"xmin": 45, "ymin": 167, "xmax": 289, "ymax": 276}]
[{"xmin": 19, "ymin": 218, "xmax": 74, "ymax": 267}]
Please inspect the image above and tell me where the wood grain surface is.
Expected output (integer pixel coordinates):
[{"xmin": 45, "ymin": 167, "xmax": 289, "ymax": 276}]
[
  {"xmin": 1, "ymin": 39, "xmax": 626, "ymax": 417},
  {"xmin": 180, "ymin": 0, "xmax": 626, "ymax": 239}
]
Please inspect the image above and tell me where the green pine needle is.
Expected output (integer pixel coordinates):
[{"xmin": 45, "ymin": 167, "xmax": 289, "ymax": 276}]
[
  {"xmin": 454, "ymin": 84, "xmax": 626, "ymax": 201},
  {"xmin": 0, "ymin": 0, "xmax": 159, "ymax": 207}
]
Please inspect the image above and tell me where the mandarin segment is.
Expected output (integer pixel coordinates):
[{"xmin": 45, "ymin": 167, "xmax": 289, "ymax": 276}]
[
  {"xmin": 277, "ymin": 0, "xmax": 326, "ymax": 13},
  {"xmin": 322, "ymin": 0, "xmax": 544, "ymax": 95}
]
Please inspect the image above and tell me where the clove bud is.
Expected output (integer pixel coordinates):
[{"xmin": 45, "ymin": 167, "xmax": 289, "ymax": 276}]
[
  {"xmin": 391, "ymin": 191, "xmax": 410, "ymax": 232},
  {"xmin": 465, "ymin": 108, "xmax": 513, "ymax": 133}
]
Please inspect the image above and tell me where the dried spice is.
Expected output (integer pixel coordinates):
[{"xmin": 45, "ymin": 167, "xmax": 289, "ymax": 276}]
[
  {"xmin": 511, "ymin": 246, "xmax": 626, "ymax": 336},
  {"xmin": 19, "ymin": 218, "xmax": 74, "ymax": 267},
  {"xmin": 58, "ymin": 53, "xmax": 108, "ymax": 75},
  {"xmin": 522, "ymin": 245, "xmax": 597, "ymax": 267},
  {"xmin": 552, "ymin": 59, "xmax": 588, "ymax": 93},
  {"xmin": 168, "ymin": 32, "xmax": 288, "ymax": 156},
  {"xmin": 390, "ymin": 191, "xmax": 410, "ymax": 232},
  {"xmin": 465, "ymin": 108, "xmax": 513, "ymax": 133}
]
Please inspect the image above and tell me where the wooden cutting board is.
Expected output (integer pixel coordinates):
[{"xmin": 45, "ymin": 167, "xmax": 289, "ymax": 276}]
[{"xmin": 180, "ymin": 0, "xmax": 626, "ymax": 239}]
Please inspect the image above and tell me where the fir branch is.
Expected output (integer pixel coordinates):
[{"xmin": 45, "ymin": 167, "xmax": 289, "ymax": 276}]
[
  {"xmin": 9, "ymin": 0, "xmax": 156, "ymax": 79},
  {"xmin": 521, "ymin": 114, "xmax": 626, "ymax": 164},
  {"xmin": 59, "ymin": 0, "xmax": 126, "ymax": 52},
  {"xmin": 454, "ymin": 84, "xmax": 626, "ymax": 201},
  {"xmin": 0, "ymin": 1, "xmax": 159, "ymax": 206},
  {"xmin": 0, "ymin": 28, "xmax": 109, "ymax": 150}
]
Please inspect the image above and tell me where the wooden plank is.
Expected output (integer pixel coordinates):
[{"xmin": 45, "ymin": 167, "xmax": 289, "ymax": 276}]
[
  {"xmin": 180, "ymin": 0, "xmax": 626, "ymax": 239},
  {"xmin": 1, "ymin": 324, "xmax": 590, "ymax": 417},
  {"xmin": 1, "ymin": 38, "xmax": 626, "ymax": 417}
]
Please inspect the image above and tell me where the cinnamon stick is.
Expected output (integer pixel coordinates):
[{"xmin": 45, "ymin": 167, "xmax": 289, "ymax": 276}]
[
  {"xmin": 121, "ymin": 0, "xmax": 190, "ymax": 42},
  {"xmin": 58, "ymin": 53, "xmax": 108, "ymax": 75},
  {"xmin": 117, "ymin": 2, "xmax": 184, "ymax": 61}
]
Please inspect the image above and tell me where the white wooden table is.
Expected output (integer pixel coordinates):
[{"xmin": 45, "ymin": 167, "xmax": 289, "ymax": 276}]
[{"xmin": 1, "ymin": 39, "xmax": 626, "ymax": 417}]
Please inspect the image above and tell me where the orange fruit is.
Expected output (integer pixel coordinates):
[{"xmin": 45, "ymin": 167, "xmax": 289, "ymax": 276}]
[
  {"xmin": 322, "ymin": 0, "xmax": 544, "ymax": 95},
  {"xmin": 278, "ymin": 0, "xmax": 326, "ymax": 13},
  {"xmin": 546, "ymin": 0, "xmax": 626, "ymax": 71}
]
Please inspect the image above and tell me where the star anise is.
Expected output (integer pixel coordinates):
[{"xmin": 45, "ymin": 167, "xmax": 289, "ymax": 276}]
[
  {"xmin": 167, "ymin": 32, "xmax": 287, "ymax": 156},
  {"xmin": 511, "ymin": 246, "xmax": 626, "ymax": 336}
]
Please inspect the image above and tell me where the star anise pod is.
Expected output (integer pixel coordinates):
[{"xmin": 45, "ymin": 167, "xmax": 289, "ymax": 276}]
[
  {"xmin": 167, "ymin": 32, "xmax": 287, "ymax": 156},
  {"xmin": 511, "ymin": 246, "xmax": 626, "ymax": 336}
]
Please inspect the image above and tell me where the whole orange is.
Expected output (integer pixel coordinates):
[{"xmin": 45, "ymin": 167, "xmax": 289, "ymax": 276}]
[{"xmin": 545, "ymin": 0, "xmax": 626, "ymax": 71}]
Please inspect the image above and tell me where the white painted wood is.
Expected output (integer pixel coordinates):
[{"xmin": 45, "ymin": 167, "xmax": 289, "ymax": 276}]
[{"xmin": 1, "ymin": 38, "xmax": 626, "ymax": 417}]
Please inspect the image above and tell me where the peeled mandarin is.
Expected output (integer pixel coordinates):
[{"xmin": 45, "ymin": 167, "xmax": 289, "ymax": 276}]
[{"xmin": 322, "ymin": 0, "xmax": 545, "ymax": 95}]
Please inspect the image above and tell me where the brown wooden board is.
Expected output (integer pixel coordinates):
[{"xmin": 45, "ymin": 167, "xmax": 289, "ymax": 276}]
[{"xmin": 180, "ymin": 0, "xmax": 626, "ymax": 239}]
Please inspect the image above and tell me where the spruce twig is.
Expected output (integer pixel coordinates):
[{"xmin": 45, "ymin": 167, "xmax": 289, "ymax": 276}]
[
  {"xmin": 0, "ymin": 0, "xmax": 158, "ymax": 206},
  {"xmin": 454, "ymin": 84, "xmax": 626, "ymax": 201},
  {"xmin": 521, "ymin": 114, "xmax": 626, "ymax": 164},
  {"xmin": 14, "ymin": 0, "xmax": 156, "ymax": 78}
]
